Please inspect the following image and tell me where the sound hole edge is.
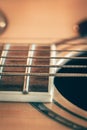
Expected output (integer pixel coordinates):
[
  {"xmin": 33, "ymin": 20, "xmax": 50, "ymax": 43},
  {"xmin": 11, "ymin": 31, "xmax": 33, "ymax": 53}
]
[{"xmin": 54, "ymin": 52, "xmax": 87, "ymax": 111}]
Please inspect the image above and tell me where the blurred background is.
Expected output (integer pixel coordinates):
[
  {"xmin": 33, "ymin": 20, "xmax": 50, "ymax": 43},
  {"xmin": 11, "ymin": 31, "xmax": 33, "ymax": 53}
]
[{"xmin": 0, "ymin": 0, "xmax": 87, "ymax": 43}]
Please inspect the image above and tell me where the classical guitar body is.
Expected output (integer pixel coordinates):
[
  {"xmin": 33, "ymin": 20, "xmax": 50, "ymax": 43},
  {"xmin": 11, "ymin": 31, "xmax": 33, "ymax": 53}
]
[{"xmin": 0, "ymin": 38, "xmax": 87, "ymax": 130}]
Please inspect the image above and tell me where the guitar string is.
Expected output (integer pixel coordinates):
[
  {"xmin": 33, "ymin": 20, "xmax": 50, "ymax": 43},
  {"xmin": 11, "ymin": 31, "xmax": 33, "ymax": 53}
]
[
  {"xmin": 0, "ymin": 45, "xmax": 87, "ymax": 77},
  {"xmin": 0, "ymin": 64, "xmax": 87, "ymax": 68},
  {"xmin": 0, "ymin": 72, "xmax": 87, "ymax": 77},
  {"xmin": 0, "ymin": 56, "xmax": 87, "ymax": 59}
]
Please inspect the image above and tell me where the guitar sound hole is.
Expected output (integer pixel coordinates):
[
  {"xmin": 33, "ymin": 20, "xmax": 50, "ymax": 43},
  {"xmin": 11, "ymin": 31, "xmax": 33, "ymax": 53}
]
[{"xmin": 54, "ymin": 52, "xmax": 87, "ymax": 111}]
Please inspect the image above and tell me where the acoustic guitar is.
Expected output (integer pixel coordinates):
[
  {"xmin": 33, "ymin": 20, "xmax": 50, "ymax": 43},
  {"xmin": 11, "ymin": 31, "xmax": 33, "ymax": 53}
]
[{"xmin": 0, "ymin": 36, "xmax": 87, "ymax": 130}]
